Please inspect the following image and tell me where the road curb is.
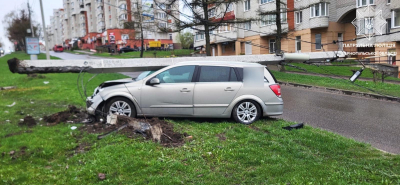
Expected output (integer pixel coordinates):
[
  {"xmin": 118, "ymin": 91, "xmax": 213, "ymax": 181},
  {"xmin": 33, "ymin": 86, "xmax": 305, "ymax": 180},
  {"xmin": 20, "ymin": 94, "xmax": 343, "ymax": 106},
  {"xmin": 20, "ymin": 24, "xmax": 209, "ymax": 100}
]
[{"xmin": 278, "ymin": 82, "xmax": 400, "ymax": 103}]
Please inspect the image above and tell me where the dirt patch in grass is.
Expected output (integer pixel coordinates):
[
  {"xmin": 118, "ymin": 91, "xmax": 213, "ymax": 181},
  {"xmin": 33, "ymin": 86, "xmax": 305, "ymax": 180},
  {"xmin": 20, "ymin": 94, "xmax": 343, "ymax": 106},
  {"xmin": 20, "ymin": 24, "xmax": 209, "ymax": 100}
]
[
  {"xmin": 216, "ymin": 133, "xmax": 226, "ymax": 141},
  {"xmin": 2, "ymin": 146, "xmax": 30, "ymax": 160},
  {"xmin": 4, "ymin": 130, "xmax": 32, "ymax": 138},
  {"xmin": 43, "ymin": 105, "xmax": 88, "ymax": 125},
  {"xmin": 248, "ymin": 125, "xmax": 270, "ymax": 134},
  {"xmin": 27, "ymin": 74, "xmax": 46, "ymax": 79},
  {"xmin": 80, "ymin": 117, "xmax": 186, "ymax": 147},
  {"xmin": 19, "ymin": 116, "xmax": 37, "ymax": 127}
]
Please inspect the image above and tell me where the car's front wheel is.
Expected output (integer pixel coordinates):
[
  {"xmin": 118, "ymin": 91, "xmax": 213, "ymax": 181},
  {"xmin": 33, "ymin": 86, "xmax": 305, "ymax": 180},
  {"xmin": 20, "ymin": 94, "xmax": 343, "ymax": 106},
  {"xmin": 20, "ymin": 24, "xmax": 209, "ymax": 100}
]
[
  {"xmin": 105, "ymin": 97, "xmax": 136, "ymax": 118},
  {"xmin": 232, "ymin": 100, "xmax": 261, "ymax": 125}
]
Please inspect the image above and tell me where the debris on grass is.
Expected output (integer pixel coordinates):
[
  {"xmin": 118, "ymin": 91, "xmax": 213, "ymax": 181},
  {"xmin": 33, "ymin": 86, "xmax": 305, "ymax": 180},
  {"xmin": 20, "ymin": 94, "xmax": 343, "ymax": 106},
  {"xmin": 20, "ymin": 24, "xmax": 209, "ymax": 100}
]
[
  {"xmin": 98, "ymin": 173, "xmax": 106, "ymax": 181},
  {"xmin": 27, "ymin": 74, "xmax": 46, "ymax": 79},
  {"xmin": 216, "ymin": 133, "xmax": 226, "ymax": 141},
  {"xmin": 4, "ymin": 130, "xmax": 32, "ymax": 138},
  {"xmin": 43, "ymin": 105, "xmax": 87, "ymax": 125},
  {"xmin": 0, "ymin": 86, "xmax": 17, "ymax": 91},
  {"xmin": 282, "ymin": 123, "xmax": 304, "ymax": 131},
  {"xmin": 71, "ymin": 126, "xmax": 77, "ymax": 130},
  {"xmin": 6, "ymin": 102, "xmax": 16, "ymax": 107},
  {"xmin": 19, "ymin": 116, "xmax": 37, "ymax": 127},
  {"xmin": 81, "ymin": 116, "xmax": 186, "ymax": 147},
  {"xmin": 43, "ymin": 81, "xmax": 49, "ymax": 85}
]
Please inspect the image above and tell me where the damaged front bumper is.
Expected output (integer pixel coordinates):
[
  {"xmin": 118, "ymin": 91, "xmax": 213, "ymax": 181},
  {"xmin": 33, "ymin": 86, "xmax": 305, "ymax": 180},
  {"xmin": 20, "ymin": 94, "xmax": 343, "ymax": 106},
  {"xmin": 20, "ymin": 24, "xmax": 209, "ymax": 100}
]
[{"xmin": 86, "ymin": 94, "xmax": 104, "ymax": 116}]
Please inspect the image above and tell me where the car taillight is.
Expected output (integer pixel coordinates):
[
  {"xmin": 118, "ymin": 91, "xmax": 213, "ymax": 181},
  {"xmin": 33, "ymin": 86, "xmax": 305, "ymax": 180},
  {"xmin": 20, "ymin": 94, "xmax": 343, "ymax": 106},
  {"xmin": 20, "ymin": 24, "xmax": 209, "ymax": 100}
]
[{"xmin": 269, "ymin": 84, "xmax": 281, "ymax": 97}]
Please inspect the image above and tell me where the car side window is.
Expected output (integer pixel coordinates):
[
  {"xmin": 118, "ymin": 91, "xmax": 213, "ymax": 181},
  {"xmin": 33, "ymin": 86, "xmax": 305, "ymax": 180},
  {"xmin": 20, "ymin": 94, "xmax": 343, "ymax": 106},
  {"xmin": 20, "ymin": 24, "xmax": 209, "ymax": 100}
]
[
  {"xmin": 199, "ymin": 66, "xmax": 239, "ymax": 82},
  {"xmin": 230, "ymin": 68, "xmax": 239, "ymax": 82},
  {"xmin": 156, "ymin": 65, "xmax": 195, "ymax": 83}
]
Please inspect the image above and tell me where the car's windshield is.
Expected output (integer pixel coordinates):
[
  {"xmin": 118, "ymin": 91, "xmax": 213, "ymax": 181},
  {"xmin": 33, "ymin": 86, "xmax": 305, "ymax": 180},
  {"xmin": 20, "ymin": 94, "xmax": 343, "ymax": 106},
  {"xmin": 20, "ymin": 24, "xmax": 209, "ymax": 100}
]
[
  {"xmin": 135, "ymin": 71, "xmax": 155, "ymax": 81},
  {"xmin": 57, "ymin": 46, "xmax": 63, "ymax": 48}
]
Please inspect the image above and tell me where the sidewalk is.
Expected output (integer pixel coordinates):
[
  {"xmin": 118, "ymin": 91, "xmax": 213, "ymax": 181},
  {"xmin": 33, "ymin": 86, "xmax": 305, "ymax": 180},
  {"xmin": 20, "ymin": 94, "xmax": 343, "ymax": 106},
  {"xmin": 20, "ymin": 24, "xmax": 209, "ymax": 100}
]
[{"xmin": 284, "ymin": 71, "xmax": 400, "ymax": 85}]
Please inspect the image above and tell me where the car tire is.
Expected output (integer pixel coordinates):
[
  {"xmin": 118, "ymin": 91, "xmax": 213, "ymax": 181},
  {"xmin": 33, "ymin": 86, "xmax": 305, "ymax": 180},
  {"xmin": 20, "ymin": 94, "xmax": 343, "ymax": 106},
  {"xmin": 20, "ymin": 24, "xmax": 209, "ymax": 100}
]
[
  {"xmin": 232, "ymin": 100, "xmax": 261, "ymax": 125},
  {"xmin": 105, "ymin": 97, "xmax": 136, "ymax": 118}
]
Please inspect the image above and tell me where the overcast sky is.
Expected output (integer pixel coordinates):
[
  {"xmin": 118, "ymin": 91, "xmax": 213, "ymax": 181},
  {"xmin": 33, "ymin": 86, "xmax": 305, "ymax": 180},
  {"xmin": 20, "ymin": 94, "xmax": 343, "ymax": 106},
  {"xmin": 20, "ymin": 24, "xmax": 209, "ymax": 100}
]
[
  {"xmin": 0, "ymin": 0, "xmax": 191, "ymax": 50},
  {"xmin": 0, "ymin": 0, "xmax": 62, "ymax": 50}
]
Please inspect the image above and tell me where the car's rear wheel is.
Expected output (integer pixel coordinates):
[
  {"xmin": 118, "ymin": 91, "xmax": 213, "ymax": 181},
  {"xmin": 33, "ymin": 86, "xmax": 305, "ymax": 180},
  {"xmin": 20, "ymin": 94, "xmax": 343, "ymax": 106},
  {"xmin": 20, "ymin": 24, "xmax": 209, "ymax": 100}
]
[
  {"xmin": 105, "ymin": 97, "xmax": 136, "ymax": 118},
  {"xmin": 232, "ymin": 100, "xmax": 261, "ymax": 125}
]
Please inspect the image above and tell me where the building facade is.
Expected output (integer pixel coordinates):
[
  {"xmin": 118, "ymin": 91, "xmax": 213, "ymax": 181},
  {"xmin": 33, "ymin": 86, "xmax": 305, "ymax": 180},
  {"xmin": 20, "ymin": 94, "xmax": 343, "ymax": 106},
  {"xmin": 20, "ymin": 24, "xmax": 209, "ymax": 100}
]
[
  {"xmin": 47, "ymin": 0, "xmax": 180, "ymax": 50},
  {"xmin": 193, "ymin": 0, "xmax": 400, "ymax": 73}
]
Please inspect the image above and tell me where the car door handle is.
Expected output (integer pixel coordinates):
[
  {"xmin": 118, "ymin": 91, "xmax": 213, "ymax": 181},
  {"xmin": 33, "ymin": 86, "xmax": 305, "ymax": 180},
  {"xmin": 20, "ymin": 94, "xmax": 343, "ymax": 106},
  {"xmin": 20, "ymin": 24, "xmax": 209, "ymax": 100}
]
[
  {"xmin": 224, "ymin": 87, "xmax": 235, "ymax": 91},
  {"xmin": 180, "ymin": 88, "xmax": 191, "ymax": 92}
]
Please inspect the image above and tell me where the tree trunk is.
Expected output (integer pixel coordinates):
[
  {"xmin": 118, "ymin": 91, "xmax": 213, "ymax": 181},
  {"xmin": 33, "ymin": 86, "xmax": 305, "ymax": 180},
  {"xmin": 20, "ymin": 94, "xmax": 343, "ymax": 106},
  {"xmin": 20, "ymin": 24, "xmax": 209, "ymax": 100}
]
[
  {"xmin": 275, "ymin": 0, "xmax": 281, "ymax": 55},
  {"xmin": 202, "ymin": 1, "xmax": 211, "ymax": 56}
]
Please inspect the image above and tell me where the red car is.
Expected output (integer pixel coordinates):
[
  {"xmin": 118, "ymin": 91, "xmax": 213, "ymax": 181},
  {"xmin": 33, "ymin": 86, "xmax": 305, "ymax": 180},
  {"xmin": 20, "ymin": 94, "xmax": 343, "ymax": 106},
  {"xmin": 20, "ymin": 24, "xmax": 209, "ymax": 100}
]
[{"xmin": 53, "ymin": 46, "xmax": 64, "ymax": 52}]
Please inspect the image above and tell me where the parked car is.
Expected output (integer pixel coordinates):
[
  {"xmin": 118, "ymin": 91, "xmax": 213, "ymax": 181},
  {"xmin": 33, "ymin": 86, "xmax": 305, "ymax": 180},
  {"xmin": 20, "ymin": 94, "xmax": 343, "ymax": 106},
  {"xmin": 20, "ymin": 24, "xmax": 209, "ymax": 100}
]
[
  {"xmin": 0, "ymin": 48, "xmax": 4, "ymax": 56},
  {"xmin": 53, "ymin": 45, "xmax": 64, "ymax": 52},
  {"xmin": 119, "ymin": 46, "xmax": 138, "ymax": 54},
  {"xmin": 86, "ymin": 61, "xmax": 283, "ymax": 124}
]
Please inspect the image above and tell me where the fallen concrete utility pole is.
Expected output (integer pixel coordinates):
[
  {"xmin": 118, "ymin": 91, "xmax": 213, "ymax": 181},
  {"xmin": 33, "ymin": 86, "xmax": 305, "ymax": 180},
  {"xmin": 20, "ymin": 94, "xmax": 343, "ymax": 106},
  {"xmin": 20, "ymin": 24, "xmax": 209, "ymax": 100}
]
[{"xmin": 7, "ymin": 52, "xmax": 346, "ymax": 74}]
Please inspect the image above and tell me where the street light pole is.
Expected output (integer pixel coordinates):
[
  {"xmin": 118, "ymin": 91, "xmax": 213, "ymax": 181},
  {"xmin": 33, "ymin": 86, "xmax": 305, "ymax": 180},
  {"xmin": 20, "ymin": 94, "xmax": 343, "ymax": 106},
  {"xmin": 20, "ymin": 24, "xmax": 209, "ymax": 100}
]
[
  {"xmin": 39, "ymin": 0, "xmax": 50, "ymax": 60},
  {"xmin": 27, "ymin": 1, "xmax": 37, "ymax": 60}
]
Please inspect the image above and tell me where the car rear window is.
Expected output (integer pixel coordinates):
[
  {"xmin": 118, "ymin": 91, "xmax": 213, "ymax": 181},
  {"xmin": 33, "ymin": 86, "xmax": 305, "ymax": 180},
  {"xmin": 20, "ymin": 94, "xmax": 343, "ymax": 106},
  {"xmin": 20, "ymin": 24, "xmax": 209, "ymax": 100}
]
[
  {"xmin": 198, "ymin": 66, "xmax": 239, "ymax": 82},
  {"xmin": 57, "ymin": 46, "xmax": 63, "ymax": 48}
]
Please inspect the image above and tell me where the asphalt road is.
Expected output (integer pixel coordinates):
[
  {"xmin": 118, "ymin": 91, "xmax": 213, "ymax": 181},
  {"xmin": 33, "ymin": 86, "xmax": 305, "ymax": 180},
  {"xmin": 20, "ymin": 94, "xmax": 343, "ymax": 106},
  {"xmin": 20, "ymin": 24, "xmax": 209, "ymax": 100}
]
[
  {"xmin": 279, "ymin": 86, "xmax": 400, "ymax": 154},
  {"xmin": 50, "ymin": 51, "xmax": 400, "ymax": 154}
]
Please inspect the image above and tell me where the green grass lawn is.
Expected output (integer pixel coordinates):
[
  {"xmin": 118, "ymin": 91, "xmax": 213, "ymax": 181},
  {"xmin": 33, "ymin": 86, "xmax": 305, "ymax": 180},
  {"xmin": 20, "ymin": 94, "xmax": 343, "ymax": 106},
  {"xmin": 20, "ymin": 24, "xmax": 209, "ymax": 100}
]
[
  {"xmin": 93, "ymin": 49, "xmax": 193, "ymax": 58},
  {"xmin": 285, "ymin": 62, "xmax": 400, "ymax": 82},
  {"xmin": 1, "ymin": 52, "xmax": 400, "ymax": 184},
  {"xmin": 272, "ymin": 70, "xmax": 400, "ymax": 97}
]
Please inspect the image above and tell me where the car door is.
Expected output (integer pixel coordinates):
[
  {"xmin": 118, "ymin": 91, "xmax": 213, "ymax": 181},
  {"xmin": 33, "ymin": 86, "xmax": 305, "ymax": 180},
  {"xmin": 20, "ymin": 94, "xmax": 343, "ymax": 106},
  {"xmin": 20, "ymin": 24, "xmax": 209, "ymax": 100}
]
[
  {"xmin": 140, "ymin": 65, "xmax": 196, "ymax": 116},
  {"xmin": 193, "ymin": 66, "xmax": 243, "ymax": 117}
]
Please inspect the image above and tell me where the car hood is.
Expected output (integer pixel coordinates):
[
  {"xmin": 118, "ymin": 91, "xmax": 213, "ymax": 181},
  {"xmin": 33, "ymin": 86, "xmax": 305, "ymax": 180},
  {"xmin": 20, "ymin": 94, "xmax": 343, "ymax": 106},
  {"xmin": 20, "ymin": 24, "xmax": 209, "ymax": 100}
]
[{"xmin": 99, "ymin": 78, "xmax": 134, "ymax": 88}]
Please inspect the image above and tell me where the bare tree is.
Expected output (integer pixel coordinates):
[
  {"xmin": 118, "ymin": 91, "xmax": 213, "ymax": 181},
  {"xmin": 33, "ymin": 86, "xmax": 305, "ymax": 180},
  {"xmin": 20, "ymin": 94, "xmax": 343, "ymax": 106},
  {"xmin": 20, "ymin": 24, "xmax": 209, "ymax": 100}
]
[
  {"xmin": 0, "ymin": 38, "xmax": 4, "ymax": 48},
  {"xmin": 155, "ymin": 0, "xmax": 255, "ymax": 56},
  {"xmin": 2, "ymin": 8, "xmax": 40, "ymax": 51}
]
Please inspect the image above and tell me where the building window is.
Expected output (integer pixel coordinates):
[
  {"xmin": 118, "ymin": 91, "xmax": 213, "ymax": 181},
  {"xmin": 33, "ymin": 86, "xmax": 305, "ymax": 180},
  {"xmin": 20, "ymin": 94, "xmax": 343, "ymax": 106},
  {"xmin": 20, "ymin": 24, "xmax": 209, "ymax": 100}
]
[
  {"xmin": 387, "ymin": 18, "xmax": 392, "ymax": 33},
  {"xmin": 296, "ymin": 36, "xmax": 301, "ymax": 52},
  {"xmin": 158, "ymin": 3, "xmax": 166, "ymax": 9},
  {"xmin": 269, "ymin": 39, "xmax": 275, "ymax": 53},
  {"xmin": 120, "ymin": 14, "xmax": 127, "ymax": 20},
  {"xmin": 315, "ymin": 34, "xmax": 321, "ymax": 50},
  {"xmin": 159, "ymin": 22, "xmax": 167, "ymax": 28},
  {"xmin": 158, "ymin": 13, "xmax": 166, "ymax": 19},
  {"xmin": 244, "ymin": 22, "xmax": 251, "ymax": 30},
  {"xmin": 260, "ymin": 12, "xmax": 286, "ymax": 26},
  {"xmin": 392, "ymin": 10, "xmax": 400, "ymax": 28},
  {"xmin": 218, "ymin": 24, "xmax": 231, "ymax": 32},
  {"xmin": 120, "ymin": 4, "xmax": 127, "ymax": 10},
  {"xmin": 169, "ymin": 34, "xmax": 172, "ymax": 40},
  {"xmin": 261, "ymin": 0, "xmax": 273, "ymax": 4},
  {"xmin": 387, "ymin": 0, "xmax": 391, "ymax": 4},
  {"xmin": 226, "ymin": 3, "xmax": 233, "ymax": 12},
  {"xmin": 196, "ymin": 32, "xmax": 204, "ymax": 40},
  {"xmin": 122, "ymin": 34, "xmax": 129, "ymax": 41},
  {"xmin": 208, "ymin": 8, "xmax": 215, "ymax": 18},
  {"xmin": 357, "ymin": 0, "xmax": 374, "ymax": 7},
  {"xmin": 244, "ymin": 0, "xmax": 250, "ymax": 11},
  {"xmin": 310, "ymin": 3, "xmax": 328, "ymax": 18},
  {"xmin": 295, "ymin": 11, "xmax": 302, "ymax": 24}
]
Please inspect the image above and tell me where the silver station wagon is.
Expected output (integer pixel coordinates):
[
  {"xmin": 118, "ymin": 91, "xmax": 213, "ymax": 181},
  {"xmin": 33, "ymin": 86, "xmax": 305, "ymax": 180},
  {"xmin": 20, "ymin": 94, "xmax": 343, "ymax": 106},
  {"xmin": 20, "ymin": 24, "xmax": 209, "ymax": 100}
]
[{"xmin": 86, "ymin": 61, "xmax": 283, "ymax": 124}]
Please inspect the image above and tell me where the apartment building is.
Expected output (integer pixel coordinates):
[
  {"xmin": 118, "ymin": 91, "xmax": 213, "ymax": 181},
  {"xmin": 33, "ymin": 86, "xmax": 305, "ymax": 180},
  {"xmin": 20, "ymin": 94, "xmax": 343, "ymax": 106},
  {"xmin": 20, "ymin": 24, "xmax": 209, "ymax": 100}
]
[
  {"xmin": 48, "ymin": 9, "xmax": 65, "ymax": 47},
  {"xmin": 47, "ymin": 0, "xmax": 180, "ymax": 50},
  {"xmin": 193, "ymin": 0, "xmax": 400, "ymax": 71}
]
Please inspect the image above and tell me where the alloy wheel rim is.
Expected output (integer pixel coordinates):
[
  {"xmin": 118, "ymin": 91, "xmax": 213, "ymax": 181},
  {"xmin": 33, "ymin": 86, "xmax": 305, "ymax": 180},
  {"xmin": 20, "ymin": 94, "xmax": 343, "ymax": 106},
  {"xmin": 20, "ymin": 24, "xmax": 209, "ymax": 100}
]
[
  {"xmin": 237, "ymin": 102, "xmax": 257, "ymax": 123},
  {"xmin": 109, "ymin": 101, "xmax": 131, "ymax": 116}
]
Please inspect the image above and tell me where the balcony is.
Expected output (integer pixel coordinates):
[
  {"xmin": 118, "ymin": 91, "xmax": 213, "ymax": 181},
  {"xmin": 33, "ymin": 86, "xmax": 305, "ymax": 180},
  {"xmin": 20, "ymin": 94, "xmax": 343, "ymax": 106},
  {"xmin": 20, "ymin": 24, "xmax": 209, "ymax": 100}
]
[
  {"xmin": 309, "ymin": 16, "xmax": 329, "ymax": 29},
  {"xmin": 391, "ymin": 1, "xmax": 400, "ymax": 10}
]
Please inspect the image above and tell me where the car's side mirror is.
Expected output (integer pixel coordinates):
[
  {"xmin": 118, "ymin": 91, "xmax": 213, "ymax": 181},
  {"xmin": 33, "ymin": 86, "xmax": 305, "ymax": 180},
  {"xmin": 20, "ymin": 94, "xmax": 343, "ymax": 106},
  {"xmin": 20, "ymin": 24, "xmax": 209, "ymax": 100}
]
[{"xmin": 148, "ymin": 78, "xmax": 160, "ymax": 85}]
